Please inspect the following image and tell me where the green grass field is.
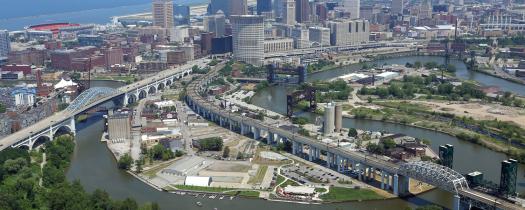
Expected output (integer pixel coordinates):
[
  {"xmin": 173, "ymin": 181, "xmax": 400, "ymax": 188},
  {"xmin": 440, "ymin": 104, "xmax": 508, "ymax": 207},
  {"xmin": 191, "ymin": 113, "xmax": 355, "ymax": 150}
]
[
  {"xmin": 278, "ymin": 178, "xmax": 300, "ymax": 187},
  {"xmin": 248, "ymin": 165, "xmax": 268, "ymax": 184},
  {"xmin": 320, "ymin": 187, "xmax": 383, "ymax": 202},
  {"xmin": 226, "ymin": 190, "xmax": 260, "ymax": 198}
]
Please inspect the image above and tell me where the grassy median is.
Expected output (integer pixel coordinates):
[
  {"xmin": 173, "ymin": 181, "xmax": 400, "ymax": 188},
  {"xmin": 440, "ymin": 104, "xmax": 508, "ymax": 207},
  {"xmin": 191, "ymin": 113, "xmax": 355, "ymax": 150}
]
[{"xmin": 320, "ymin": 187, "xmax": 384, "ymax": 202}]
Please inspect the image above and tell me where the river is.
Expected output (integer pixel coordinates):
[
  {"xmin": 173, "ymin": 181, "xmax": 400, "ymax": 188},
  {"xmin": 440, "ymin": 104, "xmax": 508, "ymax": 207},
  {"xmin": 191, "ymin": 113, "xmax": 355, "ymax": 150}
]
[{"xmin": 66, "ymin": 56, "xmax": 525, "ymax": 209}]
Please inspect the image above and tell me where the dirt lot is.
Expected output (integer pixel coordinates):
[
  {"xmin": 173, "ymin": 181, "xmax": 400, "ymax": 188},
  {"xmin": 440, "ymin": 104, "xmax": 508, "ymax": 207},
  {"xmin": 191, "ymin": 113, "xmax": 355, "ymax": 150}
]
[
  {"xmin": 416, "ymin": 101, "xmax": 525, "ymax": 128},
  {"xmin": 205, "ymin": 161, "xmax": 252, "ymax": 172}
]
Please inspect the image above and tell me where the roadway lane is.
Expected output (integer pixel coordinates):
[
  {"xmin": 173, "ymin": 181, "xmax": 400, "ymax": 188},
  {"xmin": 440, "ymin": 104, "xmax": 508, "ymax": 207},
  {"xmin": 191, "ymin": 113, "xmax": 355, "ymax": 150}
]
[{"xmin": 0, "ymin": 58, "xmax": 210, "ymax": 151}]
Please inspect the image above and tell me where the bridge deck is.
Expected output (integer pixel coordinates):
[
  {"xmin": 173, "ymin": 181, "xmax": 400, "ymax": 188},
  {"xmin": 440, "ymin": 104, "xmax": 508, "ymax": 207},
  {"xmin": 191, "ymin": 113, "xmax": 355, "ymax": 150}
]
[
  {"xmin": 187, "ymin": 62, "xmax": 524, "ymax": 210},
  {"xmin": 0, "ymin": 59, "xmax": 208, "ymax": 150}
]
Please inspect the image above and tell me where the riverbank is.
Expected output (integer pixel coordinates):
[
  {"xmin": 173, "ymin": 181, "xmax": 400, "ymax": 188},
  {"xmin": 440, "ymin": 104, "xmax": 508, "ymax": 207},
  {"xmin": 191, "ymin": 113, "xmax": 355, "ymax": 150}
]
[{"xmin": 470, "ymin": 66, "xmax": 525, "ymax": 87}]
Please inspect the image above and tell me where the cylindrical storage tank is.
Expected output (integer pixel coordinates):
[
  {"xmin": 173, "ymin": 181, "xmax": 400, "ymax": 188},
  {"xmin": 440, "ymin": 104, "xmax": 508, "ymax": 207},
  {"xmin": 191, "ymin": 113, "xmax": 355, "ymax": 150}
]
[
  {"xmin": 334, "ymin": 103, "xmax": 342, "ymax": 132},
  {"xmin": 324, "ymin": 103, "xmax": 335, "ymax": 136}
]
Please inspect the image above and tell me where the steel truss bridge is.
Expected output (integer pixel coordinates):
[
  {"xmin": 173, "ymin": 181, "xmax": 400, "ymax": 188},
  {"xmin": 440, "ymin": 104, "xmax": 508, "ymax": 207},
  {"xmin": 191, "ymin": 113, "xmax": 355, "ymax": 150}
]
[
  {"xmin": 0, "ymin": 59, "xmax": 208, "ymax": 150},
  {"xmin": 185, "ymin": 63, "xmax": 522, "ymax": 210}
]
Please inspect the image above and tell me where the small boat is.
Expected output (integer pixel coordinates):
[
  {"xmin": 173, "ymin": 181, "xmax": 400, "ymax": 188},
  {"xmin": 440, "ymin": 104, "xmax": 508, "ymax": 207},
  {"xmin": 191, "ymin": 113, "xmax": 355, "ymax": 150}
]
[
  {"xmin": 219, "ymin": 196, "xmax": 224, "ymax": 200},
  {"xmin": 196, "ymin": 201, "xmax": 202, "ymax": 207},
  {"xmin": 230, "ymin": 196, "xmax": 234, "ymax": 200}
]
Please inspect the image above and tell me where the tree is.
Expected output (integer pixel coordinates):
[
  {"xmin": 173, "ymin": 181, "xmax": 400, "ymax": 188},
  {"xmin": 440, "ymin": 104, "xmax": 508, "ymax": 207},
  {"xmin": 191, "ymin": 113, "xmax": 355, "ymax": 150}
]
[
  {"xmin": 382, "ymin": 139, "xmax": 397, "ymax": 149},
  {"xmin": 135, "ymin": 158, "xmax": 143, "ymax": 173},
  {"xmin": 117, "ymin": 153, "xmax": 133, "ymax": 170},
  {"xmin": 2, "ymin": 157, "xmax": 27, "ymax": 174},
  {"xmin": 348, "ymin": 128, "xmax": 358, "ymax": 138},
  {"xmin": 222, "ymin": 146, "xmax": 230, "ymax": 158},
  {"xmin": 236, "ymin": 152, "xmax": 244, "ymax": 160},
  {"xmin": 197, "ymin": 137, "xmax": 223, "ymax": 151},
  {"xmin": 414, "ymin": 61, "xmax": 422, "ymax": 69},
  {"xmin": 0, "ymin": 103, "xmax": 6, "ymax": 113}
]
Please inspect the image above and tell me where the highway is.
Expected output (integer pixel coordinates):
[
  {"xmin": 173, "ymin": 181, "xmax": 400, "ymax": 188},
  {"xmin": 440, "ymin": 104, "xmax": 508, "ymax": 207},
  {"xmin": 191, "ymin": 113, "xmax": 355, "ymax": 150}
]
[
  {"xmin": 186, "ymin": 61, "xmax": 523, "ymax": 210},
  {"xmin": 0, "ymin": 59, "xmax": 209, "ymax": 151}
]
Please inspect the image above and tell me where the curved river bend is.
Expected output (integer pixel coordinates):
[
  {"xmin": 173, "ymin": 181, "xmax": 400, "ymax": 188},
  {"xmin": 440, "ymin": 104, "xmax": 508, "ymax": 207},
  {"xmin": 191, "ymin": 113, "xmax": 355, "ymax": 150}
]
[{"xmin": 67, "ymin": 57, "xmax": 525, "ymax": 210}]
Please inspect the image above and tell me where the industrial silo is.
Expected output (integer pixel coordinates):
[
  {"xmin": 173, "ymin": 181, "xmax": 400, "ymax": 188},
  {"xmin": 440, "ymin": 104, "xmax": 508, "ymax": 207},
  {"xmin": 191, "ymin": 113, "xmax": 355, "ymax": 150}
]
[
  {"xmin": 324, "ymin": 103, "xmax": 335, "ymax": 135},
  {"xmin": 334, "ymin": 103, "xmax": 342, "ymax": 132}
]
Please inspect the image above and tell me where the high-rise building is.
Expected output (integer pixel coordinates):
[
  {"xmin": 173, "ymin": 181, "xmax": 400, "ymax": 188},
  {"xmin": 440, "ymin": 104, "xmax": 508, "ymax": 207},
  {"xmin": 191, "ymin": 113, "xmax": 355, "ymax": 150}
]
[
  {"xmin": 210, "ymin": 0, "xmax": 247, "ymax": 17},
  {"xmin": 295, "ymin": 0, "xmax": 310, "ymax": 23},
  {"xmin": 152, "ymin": 0, "xmax": 174, "ymax": 29},
  {"xmin": 0, "ymin": 30, "xmax": 10, "ymax": 57},
  {"xmin": 309, "ymin": 26, "xmax": 330, "ymax": 46},
  {"xmin": 282, "ymin": 0, "xmax": 296, "ymax": 25},
  {"xmin": 419, "ymin": 0, "xmax": 432, "ymax": 20},
  {"xmin": 204, "ymin": 11, "xmax": 226, "ymax": 37},
  {"xmin": 257, "ymin": 0, "xmax": 272, "ymax": 15},
  {"xmin": 315, "ymin": 3, "xmax": 328, "ymax": 22},
  {"xmin": 291, "ymin": 26, "xmax": 310, "ymax": 49},
  {"xmin": 231, "ymin": 0, "xmax": 248, "ymax": 16},
  {"xmin": 174, "ymin": 4, "xmax": 190, "ymax": 25},
  {"xmin": 274, "ymin": 0, "xmax": 285, "ymax": 18},
  {"xmin": 391, "ymin": 0, "xmax": 405, "ymax": 15},
  {"xmin": 500, "ymin": 159, "xmax": 518, "ymax": 196},
  {"xmin": 108, "ymin": 110, "xmax": 131, "ymax": 140},
  {"xmin": 327, "ymin": 19, "xmax": 369, "ymax": 46},
  {"xmin": 231, "ymin": 15, "xmax": 264, "ymax": 66},
  {"xmin": 343, "ymin": 0, "xmax": 360, "ymax": 19}
]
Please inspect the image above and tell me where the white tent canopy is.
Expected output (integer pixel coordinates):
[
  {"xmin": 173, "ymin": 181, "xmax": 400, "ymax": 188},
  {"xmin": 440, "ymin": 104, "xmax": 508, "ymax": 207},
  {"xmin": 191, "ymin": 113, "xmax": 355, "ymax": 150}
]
[
  {"xmin": 184, "ymin": 176, "xmax": 211, "ymax": 187},
  {"xmin": 54, "ymin": 79, "xmax": 78, "ymax": 89}
]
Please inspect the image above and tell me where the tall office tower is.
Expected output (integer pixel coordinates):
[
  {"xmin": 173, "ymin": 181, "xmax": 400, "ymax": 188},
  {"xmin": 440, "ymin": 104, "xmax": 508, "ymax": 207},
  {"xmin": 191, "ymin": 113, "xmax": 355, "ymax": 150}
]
[
  {"xmin": 0, "ymin": 30, "xmax": 10, "ymax": 57},
  {"xmin": 291, "ymin": 26, "xmax": 310, "ymax": 49},
  {"xmin": 327, "ymin": 19, "xmax": 369, "ymax": 46},
  {"xmin": 500, "ymin": 159, "xmax": 518, "ymax": 196},
  {"xmin": 257, "ymin": 0, "xmax": 272, "ymax": 15},
  {"xmin": 204, "ymin": 11, "xmax": 226, "ymax": 37},
  {"xmin": 210, "ymin": 0, "xmax": 247, "ymax": 17},
  {"xmin": 282, "ymin": 0, "xmax": 297, "ymax": 25},
  {"xmin": 152, "ymin": 0, "xmax": 174, "ymax": 28},
  {"xmin": 315, "ymin": 3, "xmax": 328, "ymax": 21},
  {"xmin": 391, "ymin": 0, "xmax": 404, "ymax": 15},
  {"xmin": 231, "ymin": 0, "xmax": 248, "ymax": 16},
  {"xmin": 174, "ymin": 4, "xmax": 190, "ymax": 25},
  {"xmin": 231, "ymin": 15, "xmax": 264, "ymax": 66},
  {"xmin": 419, "ymin": 0, "xmax": 432, "ymax": 19},
  {"xmin": 295, "ymin": 0, "xmax": 311, "ymax": 23},
  {"xmin": 309, "ymin": 26, "xmax": 330, "ymax": 46},
  {"xmin": 274, "ymin": 0, "xmax": 285, "ymax": 18},
  {"xmin": 343, "ymin": 0, "xmax": 360, "ymax": 19}
]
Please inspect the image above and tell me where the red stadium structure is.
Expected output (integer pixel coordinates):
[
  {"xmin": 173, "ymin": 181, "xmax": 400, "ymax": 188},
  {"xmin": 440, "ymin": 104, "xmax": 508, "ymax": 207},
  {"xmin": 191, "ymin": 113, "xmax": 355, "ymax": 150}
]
[{"xmin": 27, "ymin": 23, "xmax": 81, "ymax": 35}]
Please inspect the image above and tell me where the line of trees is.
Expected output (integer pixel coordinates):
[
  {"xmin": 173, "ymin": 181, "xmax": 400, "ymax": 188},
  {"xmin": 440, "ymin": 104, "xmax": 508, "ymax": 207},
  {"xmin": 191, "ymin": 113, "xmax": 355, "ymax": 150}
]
[{"xmin": 0, "ymin": 135, "xmax": 159, "ymax": 210}]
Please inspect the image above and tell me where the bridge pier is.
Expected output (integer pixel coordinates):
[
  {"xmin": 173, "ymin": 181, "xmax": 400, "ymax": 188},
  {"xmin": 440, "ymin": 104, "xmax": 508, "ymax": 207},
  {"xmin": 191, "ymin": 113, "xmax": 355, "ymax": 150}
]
[
  {"xmin": 253, "ymin": 127, "xmax": 261, "ymax": 140},
  {"xmin": 240, "ymin": 123, "xmax": 248, "ymax": 135},
  {"xmin": 308, "ymin": 146, "xmax": 314, "ymax": 161},
  {"xmin": 381, "ymin": 171, "xmax": 386, "ymax": 189},
  {"xmin": 267, "ymin": 132, "xmax": 274, "ymax": 144},
  {"xmin": 393, "ymin": 174, "xmax": 410, "ymax": 197},
  {"xmin": 123, "ymin": 94, "xmax": 128, "ymax": 106},
  {"xmin": 453, "ymin": 194, "xmax": 461, "ymax": 210},
  {"xmin": 69, "ymin": 117, "xmax": 76, "ymax": 135},
  {"xmin": 326, "ymin": 152, "xmax": 332, "ymax": 168},
  {"xmin": 336, "ymin": 155, "xmax": 342, "ymax": 172}
]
